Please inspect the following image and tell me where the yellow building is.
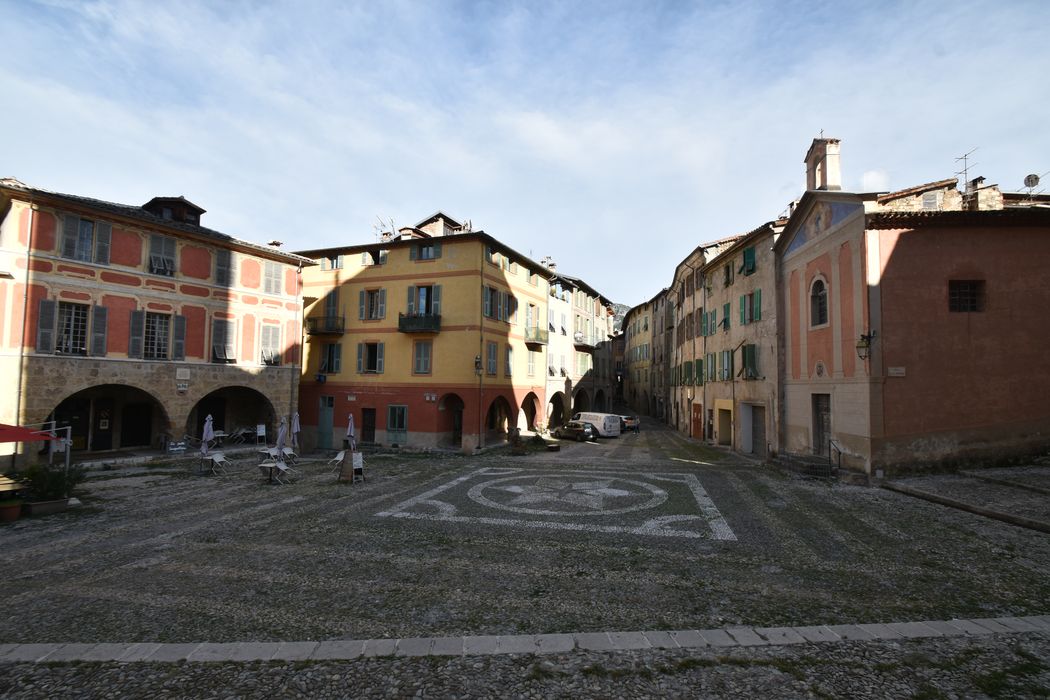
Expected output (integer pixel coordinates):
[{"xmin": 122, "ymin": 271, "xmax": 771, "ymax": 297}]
[{"xmin": 296, "ymin": 213, "xmax": 552, "ymax": 452}]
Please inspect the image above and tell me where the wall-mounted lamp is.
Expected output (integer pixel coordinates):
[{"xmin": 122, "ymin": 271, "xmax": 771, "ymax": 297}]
[
  {"xmin": 474, "ymin": 354, "xmax": 482, "ymax": 377},
  {"xmin": 856, "ymin": 331, "xmax": 877, "ymax": 361}
]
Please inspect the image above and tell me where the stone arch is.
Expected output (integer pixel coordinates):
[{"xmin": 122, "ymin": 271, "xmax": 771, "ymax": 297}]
[
  {"xmin": 46, "ymin": 384, "xmax": 171, "ymax": 452},
  {"xmin": 438, "ymin": 393, "xmax": 465, "ymax": 448},
  {"xmin": 485, "ymin": 395, "xmax": 514, "ymax": 444},
  {"xmin": 572, "ymin": 388, "xmax": 590, "ymax": 414},
  {"xmin": 546, "ymin": 391, "xmax": 566, "ymax": 429},
  {"xmin": 188, "ymin": 386, "xmax": 277, "ymax": 441},
  {"xmin": 519, "ymin": 392, "xmax": 541, "ymax": 432}
]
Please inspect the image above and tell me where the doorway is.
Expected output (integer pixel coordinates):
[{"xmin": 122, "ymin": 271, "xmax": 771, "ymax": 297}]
[
  {"xmin": 691, "ymin": 403, "xmax": 703, "ymax": 439},
  {"xmin": 121, "ymin": 403, "xmax": 153, "ymax": 447},
  {"xmin": 717, "ymin": 408, "xmax": 732, "ymax": 446},
  {"xmin": 751, "ymin": 405, "xmax": 767, "ymax": 458},
  {"xmin": 812, "ymin": 394, "xmax": 831, "ymax": 456},
  {"xmin": 361, "ymin": 408, "xmax": 376, "ymax": 444},
  {"xmin": 90, "ymin": 398, "xmax": 114, "ymax": 451}
]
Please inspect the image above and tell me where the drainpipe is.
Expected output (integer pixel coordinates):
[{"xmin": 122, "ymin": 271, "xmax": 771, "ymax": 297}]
[
  {"xmin": 477, "ymin": 244, "xmax": 485, "ymax": 452},
  {"xmin": 291, "ymin": 261, "xmax": 303, "ymax": 427}
]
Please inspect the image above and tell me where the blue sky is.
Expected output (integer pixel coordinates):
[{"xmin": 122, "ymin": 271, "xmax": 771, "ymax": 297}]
[{"xmin": 3, "ymin": 0, "xmax": 1048, "ymax": 305}]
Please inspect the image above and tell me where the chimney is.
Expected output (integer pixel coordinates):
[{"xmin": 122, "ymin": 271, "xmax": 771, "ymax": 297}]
[{"xmin": 804, "ymin": 138, "xmax": 842, "ymax": 191}]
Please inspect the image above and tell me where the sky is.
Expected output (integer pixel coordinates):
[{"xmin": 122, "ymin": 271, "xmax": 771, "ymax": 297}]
[{"xmin": 3, "ymin": 0, "xmax": 1048, "ymax": 306}]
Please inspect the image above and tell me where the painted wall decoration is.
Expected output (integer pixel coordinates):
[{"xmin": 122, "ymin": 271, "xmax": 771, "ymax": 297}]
[{"xmin": 784, "ymin": 201, "xmax": 862, "ymax": 258}]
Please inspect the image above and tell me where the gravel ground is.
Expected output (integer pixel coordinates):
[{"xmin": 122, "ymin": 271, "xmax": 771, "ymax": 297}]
[{"xmin": 3, "ymin": 422, "xmax": 1050, "ymax": 697}]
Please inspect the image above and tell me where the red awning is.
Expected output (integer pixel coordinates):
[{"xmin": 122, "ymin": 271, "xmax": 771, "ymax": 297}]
[{"xmin": 0, "ymin": 424, "xmax": 60, "ymax": 443}]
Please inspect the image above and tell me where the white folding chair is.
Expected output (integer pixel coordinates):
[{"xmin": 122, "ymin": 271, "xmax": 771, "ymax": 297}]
[
  {"xmin": 281, "ymin": 447, "xmax": 299, "ymax": 464},
  {"xmin": 210, "ymin": 452, "xmax": 232, "ymax": 475},
  {"xmin": 327, "ymin": 450, "xmax": 346, "ymax": 474}
]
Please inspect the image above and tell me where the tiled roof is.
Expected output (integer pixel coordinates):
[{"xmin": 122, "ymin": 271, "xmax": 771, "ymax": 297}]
[
  {"xmin": 867, "ymin": 208, "xmax": 1050, "ymax": 229},
  {"xmin": 0, "ymin": 179, "xmax": 314, "ymax": 265},
  {"xmin": 876, "ymin": 178, "xmax": 958, "ymax": 204}
]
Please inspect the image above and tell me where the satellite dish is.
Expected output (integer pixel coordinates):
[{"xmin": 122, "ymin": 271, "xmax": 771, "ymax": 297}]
[{"xmin": 1024, "ymin": 174, "xmax": 1040, "ymax": 188}]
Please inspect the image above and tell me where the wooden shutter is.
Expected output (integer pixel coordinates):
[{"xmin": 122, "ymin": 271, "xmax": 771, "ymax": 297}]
[
  {"xmin": 358, "ymin": 290, "xmax": 366, "ymax": 320},
  {"xmin": 36, "ymin": 299, "xmax": 56, "ymax": 353},
  {"xmin": 433, "ymin": 241, "xmax": 442, "ymax": 259},
  {"xmin": 128, "ymin": 310, "xmax": 144, "ymax": 358},
  {"xmin": 90, "ymin": 306, "xmax": 108, "ymax": 356},
  {"xmin": 740, "ymin": 295, "xmax": 747, "ymax": 325},
  {"xmin": 356, "ymin": 343, "xmax": 363, "ymax": 373},
  {"xmin": 332, "ymin": 343, "xmax": 341, "ymax": 373},
  {"xmin": 754, "ymin": 289, "xmax": 762, "ymax": 321},
  {"xmin": 61, "ymin": 215, "xmax": 79, "ymax": 259},
  {"xmin": 377, "ymin": 289, "xmax": 386, "ymax": 318},
  {"xmin": 216, "ymin": 250, "xmax": 232, "ymax": 284},
  {"xmin": 376, "ymin": 342, "xmax": 384, "ymax": 373},
  {"xmin": 431, "ymin": 285, "xmax": 441, "ymax": 315},
  {"xmin": 173, "ymin": 315, "xmax": 186, "ymax": 360},
  {"xmin": 94, "ymin": 222, "xmax": 111, "ymax": 264},
  {"xmin": 406, "ymin": 286, "xmax": 416, "ymax": 315}
]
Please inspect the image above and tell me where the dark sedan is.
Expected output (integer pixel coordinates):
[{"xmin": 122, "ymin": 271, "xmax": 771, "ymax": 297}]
[{"xmin": 553, "ymin": 420, "xmax": 597, "ymax": 442}]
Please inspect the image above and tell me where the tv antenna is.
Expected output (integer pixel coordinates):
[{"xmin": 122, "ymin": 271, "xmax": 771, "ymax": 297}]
[
  {"xmin": 372, "ymin": 216, "xmax": 395, "ymax": 242},
  {"xmin": 954, "ymin": 147, "xmax": 979, "ymax": 188}
]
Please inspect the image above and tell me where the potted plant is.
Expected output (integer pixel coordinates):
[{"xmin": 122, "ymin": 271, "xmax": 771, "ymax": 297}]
[{"xmin": 20, "ymin": 463, "xmax": 85, "ymax": 516}]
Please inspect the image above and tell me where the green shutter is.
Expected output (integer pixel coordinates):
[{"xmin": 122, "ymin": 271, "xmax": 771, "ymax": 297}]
[
  {"xmin": 700, "ymin": 311, "xmax": 707, "ymax": 337},
  {"xmin": 358, "ymin": 290, "xmax": 366, "ymax": 320},
  {"xmin": 740, "ymin": 295, "xmax": 746, "ymax": 326},
  {"xmin": 406, "ymin": 286, "xmax": 416, "ymax": 315},
  {"xmin": 36, "ymin": 299, "xmax": 56, "ymax": 353},
  {"xmin": 357, "ymin": 343, "xmax": 363, "ymax": 373},
  {"xmin": 376, "ymin": 342, "xmax": 384, "ymax": 373},
  {"xmin": 433, "ymin": 241, "xmax": 442, "ymax": 259},
  {"xmin": 754, "ymin": 289, "xmax": 762, "ymax": 321},
  {"xmin": 432, "ymin": 285, "xmax": 442, "ymax": 315},
  {"xmin": 723, "ymin": 303, "xmax": 730, "ymax": 329}
]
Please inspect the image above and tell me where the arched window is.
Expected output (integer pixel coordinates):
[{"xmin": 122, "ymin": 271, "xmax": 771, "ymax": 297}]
[{"xmin": 810, "ymin": 279, "xmax": 828, "ymax": 327}]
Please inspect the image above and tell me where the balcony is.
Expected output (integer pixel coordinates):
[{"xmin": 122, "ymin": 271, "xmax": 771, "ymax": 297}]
[
  {"xmin": 398, "ymin": 313, "xmax": 441, "ymax": 333},
  {"xmin": 306, "ymin": 316, "xmax": 345, "ymax": 335},
  {"xmin": 573, "ymin": 331, "xmax": 595, "ymax": 350},
  {"xmin": 524, "ymin": 327, "xmax": 549, "ymax": 345}
]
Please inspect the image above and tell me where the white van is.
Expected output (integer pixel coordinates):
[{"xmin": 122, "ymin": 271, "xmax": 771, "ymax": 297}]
[{"xmin": 571, "ymin": 412, "xmax": 622, "ymax": 438}]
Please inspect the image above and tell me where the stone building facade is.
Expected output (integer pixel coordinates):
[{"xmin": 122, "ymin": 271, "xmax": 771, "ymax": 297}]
[{"xmin": 0, "ymin": 179, "xmax": 309, "ymax": 468}]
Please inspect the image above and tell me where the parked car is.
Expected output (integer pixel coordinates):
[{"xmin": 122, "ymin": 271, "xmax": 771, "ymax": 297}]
[
  {"xmin": 621, "ymin": 415, "xmax": 640, "ymax": 433},
  {"xmin": 553, "ymin": 420, "xmax": 597, "ymax": 442}
]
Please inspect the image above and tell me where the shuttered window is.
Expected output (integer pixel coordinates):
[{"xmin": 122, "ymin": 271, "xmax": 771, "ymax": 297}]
[
  {"xmin": 215, "ymin": 249, "xmax": 235, "ymax": 286},
  {"xmin": 211, "ymin": 319, "xmax": 236, "ymax": 363},
  {"xmin": 356, "ymin": 342, "xmax": 384, "ymax": 373},
  {"xmin": 61, "ymin": 215, "xmax": 110, "ymax": 264},
  {"xmin": 263, "ymin": 261, "xmax": 282, "ymax": 294},
  {"xmin": 149, "ymin": 235, "xmax": 176, "ymax": 276},
  {"xmin": 261, "ymin": 325, "xmax": 281, "ymax": 365},
  {"xmin": 90, "ymin": 306, "xmax": 108, "ymax": 356}
]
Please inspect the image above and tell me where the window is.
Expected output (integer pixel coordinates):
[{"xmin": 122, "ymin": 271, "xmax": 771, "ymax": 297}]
[
  {"xmin": 128, "ymin": 310, "xmax": 183, "ymax": 360},
  {"xmin": 722, "ymin": 303, "xmax": 731, "ymax": 331},
  {"xmin": 264, "ymin": 261, "xmax": 282, "ymax": 294},
  {"xmin": 61, "ymin": 215, "xmax": 111, "ymax": 265},
  {"xmin": 949, "ymin": 280, "xmax": 985, "ymax": 312},
  {"xmin": 810, "ymin": 279, "xmax": 828, "ymax": 326},
  {"xmin": 320, "ymin": 254, "xmax": 343, "ymax": 270},
  {"xmin": 261, "ymin": 325, "xmax": 281, "ymax": 365},
  {"xmin": 548, "ymin": 309, "xmax": 556, "ymax": 332},
  {"xmin": 357, "ymin": 342, "xmax": 385, "ymax": 373},
  {"xmin": 739, "ymin": 247, "xmax": 756, "ymax": 276},
  {"xmin": 406, "ymin": 285, "xmax": 442, "ymax": 316},
  {"xmin": 527, "ymin": 348, "xmax": 536, "ymax": 376},
  {"xmin": 387, "ymin": 405, "xmax": 408, "ymax": 438},
  {"xmin": 325, "ymin": 289, "xmax": 340, "ymax": 318},
  {"xmin": 211, "ymin": 319, "xmax": 236, "ymax": 363},
  {"xmin": 486, "ymin": 341, "xmax": 497, "ymax": 375},
  {"xmin": 149, "ymin": 235, "xmax": 176, "ymax": 276},
  {"xmin": 720, "ymin": 349, "xmax": 734, "ymax": 381},
  {"xmin": 723, "ymin": 263, "xmax": 734, "ymax": 287},
  {"xmin": 362, "ymin": 249, "xmax": 388, "ymax": 266},
  {"xmin": 740, "ymin": 290, "xmax": 762, "ymax": 325},
  {"xmin": 144, "ymin": 312, "xmax": 172, "ymax": 360},
  {"xmin": 320, "ymin": 343, "xmax": 342, "ymax": 373},
  {"xmin": 486, "ymin": 245, "xmax": 498, "ymax": 265},
  {"xmin": 741, "ymin": 344, "xmax": 759, "ymax": 379},
  {"xmin": 410, "ymin": 242, "xmax": 441, "ymax": 260},
  {"xmin": 56, "ymin": 302, "xmax": 89, "ymax": 355},
  {"xmin": 413, "ymin": 341, "xmax": 432, "ymax": 374},
  {"xmin": 215, "ymin": 249, "xmax": 234, "ymax": 286},
  {"xmin": 360, "ymin": 289, "xmax": 387, "ymax": 320},
  {"xmin": 561, "ymin": 313, "xmax": 568, "ymax": 335},
  {"xmin": 505, "ymin": 345, "xmax": 513, "ymax": 376},
  {"xmin": 694, "ymin": 358, "xmax": 703, "ymax": 385}
]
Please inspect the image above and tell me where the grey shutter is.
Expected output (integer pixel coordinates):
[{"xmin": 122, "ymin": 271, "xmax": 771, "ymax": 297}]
[
  {"xmin": 61, "ymin": 215, "xmax": 79, "ymax": 259},
  {"xmin": 378, "ymin": 289, "xmax": 386, "ymax": 318},
  {"xmin": 433, "ymin": 241, "xmax": 441, "ymax": 259},
  {"xmin": 173, "ymin": 315, "xmax": 186, "ymax": 361},
  {"xmin": 216, "ymin": 250, "xmax": 231, "ymax": 285},
  {"xmin": 36, "ymin": 299, "xmax": 56, "ymax": 353},
  {"xmin": 128, "ymin": 310, "xmax": 145, "ymax": 358},
  {"xmin": 406, "ymin": 286, "xmax": 416, "ymax": 315},
  {"xmin": 357, "ymin": 343, "xmax": 363, "ymax": 373},
  {"xmin": 376, "ymin": 342, "xmax": 384, "ymax": 373},
  {"xmin": 94, "ymin": 222, "xmax": 111, "ymax": 264},
  {"xmin": 319, "ymin": 257, "xmax": 329, "ymax": 271},
  {"xmin": 358, "ymin": 290, "xmax": 366, "ymax": 320},
  {"xmin": 90, "ymin": 305, "xmax": 108, "ymax": 356},
  {"xmin": 432, "ymin": 285, "xmax": 441, "ymax": 315},
  {"xmin": 409, "ymin": 245, "xmax": 417, "ymax": 261},
  {"xmin": 332, "ymin": 343, "xmax": 341, "ymax": 373}
]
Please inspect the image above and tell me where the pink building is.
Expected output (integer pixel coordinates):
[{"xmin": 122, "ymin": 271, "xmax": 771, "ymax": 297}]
[{"xmin": 776, "ymin": 140, "xmax": 1050, "ymax": 474}]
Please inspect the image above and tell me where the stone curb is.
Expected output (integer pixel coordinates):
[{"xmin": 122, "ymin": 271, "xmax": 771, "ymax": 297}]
[
  {"xmin": 881, "ymin": 482, "xmax": 1050, "ymax": 534},
  {"xmin": 1, "ymin": 615, "xmax": 1048, "ymax": 664}
]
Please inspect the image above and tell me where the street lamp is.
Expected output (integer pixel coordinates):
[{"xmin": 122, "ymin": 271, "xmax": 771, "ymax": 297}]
[{"xmin": 856, "ymin": 331, "xmax": 877, "ymax": 361}]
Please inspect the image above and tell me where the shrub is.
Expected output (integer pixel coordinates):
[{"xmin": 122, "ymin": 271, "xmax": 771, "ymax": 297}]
[{"xmin": 21, "ymin": 463, "xmax": 86, "ymax": 501}]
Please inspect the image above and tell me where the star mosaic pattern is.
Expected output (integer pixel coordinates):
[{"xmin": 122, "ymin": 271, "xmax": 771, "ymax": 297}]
[{"xmin": 377, "ymin": 468, "xmax": 736, "ymax": 540}]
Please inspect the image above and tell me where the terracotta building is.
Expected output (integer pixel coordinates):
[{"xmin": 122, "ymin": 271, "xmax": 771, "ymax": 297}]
[
  {"xmin": 0, "ymin": 178, "xmax": 309, "ymax": 468},
  {"xmin": 776, "ymin": 139, "xmax": 1050, "ymax": 473}
]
